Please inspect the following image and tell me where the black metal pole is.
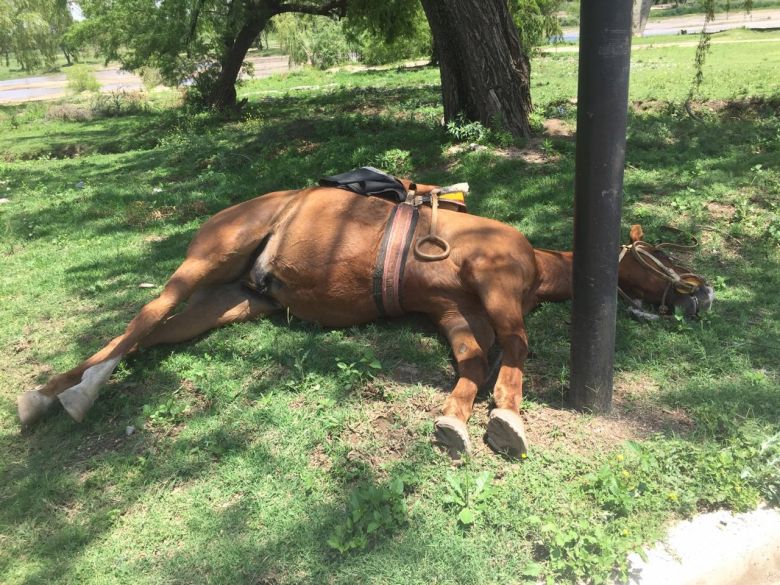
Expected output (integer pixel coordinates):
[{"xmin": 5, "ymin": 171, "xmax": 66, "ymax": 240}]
[{"xmin": 570, "ymin": 0, "xmax": 633, "ymax": 413}]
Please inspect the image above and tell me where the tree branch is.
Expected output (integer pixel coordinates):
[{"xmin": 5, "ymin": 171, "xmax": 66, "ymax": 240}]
[{"xmin": 275, "ymin": 0, "xmax": 347, "ymax": 17}]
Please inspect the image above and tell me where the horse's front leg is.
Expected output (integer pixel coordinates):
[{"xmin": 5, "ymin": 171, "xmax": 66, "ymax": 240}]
[
  {"xmin": 485, "ymin": 322, "xmax": 530, "ymax": 459},
  {"xmin": 469, "ymin": 258, "xmax": 531, "ymax": 459},
  {"xmin": 432, "ymin": 307, "xmax": 494, "ymax": 459}
]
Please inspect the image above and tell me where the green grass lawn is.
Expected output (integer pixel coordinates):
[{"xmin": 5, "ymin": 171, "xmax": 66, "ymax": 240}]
[{"xmin": 0, "ymin": 37, "xmax": 778, "ymax": 585}]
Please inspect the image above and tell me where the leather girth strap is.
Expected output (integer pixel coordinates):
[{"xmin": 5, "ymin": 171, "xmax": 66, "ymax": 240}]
[{"xmin": 373, "ymin": 204, "xmax": 419, "ymax": 317}]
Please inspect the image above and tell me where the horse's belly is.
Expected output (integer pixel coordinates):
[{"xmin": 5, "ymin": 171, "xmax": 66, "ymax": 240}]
[
  {"xmin": 268, "ymin": 252, "xmax": 379, "ymax": 326},
  {"xmin": 250, "ymin": 196, "xmax": 387, "ymax": 327}
]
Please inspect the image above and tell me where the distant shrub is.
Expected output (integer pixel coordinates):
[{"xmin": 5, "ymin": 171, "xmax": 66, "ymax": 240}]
[
  {"xmin": 347, "ymin": 10, "xmax": 432, "ymax": 66},
  {"xmin": 46, "ymin": 104, "xmax": 93, "ymax": 122},
  {"xmin": 65, "ymin": 65, "xmax": 100, "ymax": 93},
  {"xmin": 274, "ymin": 13, "xmax": 350, "ymax": 70},
  {"xmin": 309, "ymin": 19, "xmax": 350, "ymax": 69},
  {"xmin": 90, "ymin": 91, "xmax": 150, "ymax": 117},
  {"xmin": 139, "ymin": 66, "xmax": 164, "ymax": 90}
]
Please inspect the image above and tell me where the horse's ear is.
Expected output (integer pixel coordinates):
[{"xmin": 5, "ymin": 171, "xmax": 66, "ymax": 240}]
[{"xmin": 629, "ymin": 224, "xmax": 644, "ymax": 243}]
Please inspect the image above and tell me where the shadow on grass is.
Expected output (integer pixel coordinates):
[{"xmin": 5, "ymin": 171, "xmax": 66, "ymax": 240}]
[{"xmin": 1, "ymin": 324, "xmax": 444, "ymax": 584}]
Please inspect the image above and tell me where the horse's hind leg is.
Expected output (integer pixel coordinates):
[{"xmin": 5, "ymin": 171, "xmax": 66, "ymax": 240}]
[
  {"xmin": 18, "ymin": 278, "xmax": 278, "ymax": 425},
  {"xmin": 139, "ymin": 283, "xmax": 280, "ymax": 348},
  {"xmin": 432, "ymin": 308, "xmax": 494, "ymax": 459},
  {"xmin": 17, "ymin": 192, "xmax": 297, "ymax": 426},
  {"xmin": 18, "ymin": 254, "xmax": 263, "ymax": 425},
  {"xmin": 17, "ymin": 260, "xmax": 212, "ymax": 425}
]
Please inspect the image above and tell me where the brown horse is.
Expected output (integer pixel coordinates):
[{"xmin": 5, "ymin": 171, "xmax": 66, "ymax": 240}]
[{"xmin": 17, "ymin": 181, "xmax": 714, "ymax": 459}]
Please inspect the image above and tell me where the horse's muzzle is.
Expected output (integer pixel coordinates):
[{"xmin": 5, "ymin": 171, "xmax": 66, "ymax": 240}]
[{"xmin": 670, "ymin": 284, "xmax": 715, "ymax": 317}]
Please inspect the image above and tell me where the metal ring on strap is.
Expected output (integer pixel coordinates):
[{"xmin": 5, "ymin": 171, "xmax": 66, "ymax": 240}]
[
  {"xmin": 415, "ymin": 234, "xmax": 450, "ymax": 261},
  {"xmin": 414, "ymin": 191, "xmax": 451, "ymax": 262}
]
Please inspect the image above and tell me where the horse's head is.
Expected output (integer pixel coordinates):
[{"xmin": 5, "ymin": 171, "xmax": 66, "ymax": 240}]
[{"xmin": 618, "ymin": 225, "xmax": 714, "ymax": 318}]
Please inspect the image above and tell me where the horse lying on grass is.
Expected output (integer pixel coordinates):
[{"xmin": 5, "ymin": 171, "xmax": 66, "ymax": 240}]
[{"xmin": 17, "ymin": 179, "xmax": 714, "ymax": 459}]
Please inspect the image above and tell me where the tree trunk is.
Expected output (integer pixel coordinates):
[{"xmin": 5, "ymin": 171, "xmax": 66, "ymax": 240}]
[
  {"xmin": 206, "ymin": 16, "xmax": 268, "ymax": 110},
  {"xmin": 632, "ymin": 0, "xmax": 653, "ymax": 36},
  {"xmin": 421, "ymin": 0, "xmax": 532, "ymax": 138}
]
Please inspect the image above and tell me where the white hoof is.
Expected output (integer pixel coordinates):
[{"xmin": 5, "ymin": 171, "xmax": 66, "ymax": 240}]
[
  {"xmin": 433, "ymin": 415, "xmax": 472, "ymax": 460},
  {"xmin": 486, "ymin": 408, "xmax": 528, "ymax": 460},
  {"xmin": 17, "ymin": 389, "xmax": 55, "ymax": 426},
  {"xmin": 58, "ymin": 356, "xmax": 121, "ymax": 422}
]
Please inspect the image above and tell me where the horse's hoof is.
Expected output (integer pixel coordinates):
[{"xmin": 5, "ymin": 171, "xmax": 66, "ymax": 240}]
[
  {"xmin": 57, "ymin": 357, "xmax": 121, "ymax": 422},
  {"xmin": 486, "ymin": 408, "xmax": 528, "ymax": 460},
  {"xmin": 433, "ymin": 415, "xmax": 472, "ymax": 460},
  {"xmin": 58, "ymin": 385, "xmax": 96, "ymax": 423},
  {"xmin": 17, "ymin": 389, "xmax": 55, "ymax": 426}
]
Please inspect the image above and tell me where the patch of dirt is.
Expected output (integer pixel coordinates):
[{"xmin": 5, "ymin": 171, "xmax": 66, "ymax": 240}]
[
  {"xmin": 311, "ymin": 385, "xmax": 441, "ymax": 474},
  {"xmin": 332, "ymin": 365, "xmax": 695, "ymax": 466},
  {"xmin": 309, "ymin": 443, "xmax": 332, "ymax": 471},
  {"xmin": 707, "ymin": 96, "xmax": 780, "ymax": 117},
  {"xmin": 542, "ymin": 118, "xmax": 574, "ymax": 138},
  {"xmin": 295, "ymin": 140, "xmax": 320, "ymax": 155},
  {"xmin": 630, "ymin": 97, "xmax": 780, "ymax": 119},
  {"xmin": 388, "ymin": 361, "xmax": 452, "ymax": 390},
  {"xmin": 52, "ymin": 143, "xmax": 91, "ymax": 159},
  {"xmin": 493, "ymin": 139, "xmax": 561, "ymax": 165},
  {"xmin": 631, "ymin": 99, "xmax": 671, "ymax": 114},
  {"xmin": 338, "ymin": 406, "xmax": 427, "ymax": 470},
  {"xmin": 125, "ymin": 199, "xmax": 210, "ymax": 227},
  {"xmin": 705, "ymin": 201, "xmax": 736, "ymax": 221},
  {"xmin": 71, "ymin": 422, "xmax": 140, "ymax": 463},
  {"xmin": 522, "ymin": 372, "xmax": 694, "ymax": 456}
]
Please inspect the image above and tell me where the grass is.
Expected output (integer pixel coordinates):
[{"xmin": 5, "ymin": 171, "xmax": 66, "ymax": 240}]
[
  {"xmin": 0, "ymin": 55, "xmax": 105, "ymax": 83},
  {"xmin": 1, "ymin": 35, "xmax": 779, "ymax": 584}
]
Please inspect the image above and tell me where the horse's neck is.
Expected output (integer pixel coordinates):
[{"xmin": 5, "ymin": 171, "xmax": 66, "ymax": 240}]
[{"xmin": 533, "ymin": 249, "xmax": 574, "ymax": 302}]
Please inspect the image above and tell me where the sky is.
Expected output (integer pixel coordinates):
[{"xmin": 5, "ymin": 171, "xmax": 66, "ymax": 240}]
[{"xmin": 70, "ymin": 2, "xmax": 84, "ymax": 21}]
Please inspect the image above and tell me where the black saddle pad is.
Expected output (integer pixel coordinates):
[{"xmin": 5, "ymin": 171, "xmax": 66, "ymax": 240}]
[{"xmin": 319, "ymin": 167, "xmax": 407, "ymax": 203}]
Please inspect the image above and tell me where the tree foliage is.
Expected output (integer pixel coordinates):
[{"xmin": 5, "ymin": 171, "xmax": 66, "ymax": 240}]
[
  {"xmin": 273, "ymin": 1, "xmax": 431, "ymax": 70},
  {"xmin": 273, "ymin": 14, "xmax": 350, "ymax": 69},
  {"xmin": 345, "ymin": 2, "xmax": 431, "ymax": 66},
  {"xmin": 71, "ymin": 0, "xmax": 433, "ymax": 107},
  {"xmin": 0, "ymin": 0, "xmax": 74, "ymax": 70},
  {"xmin": 687, "ymin": 0, "xmax": 753, "ymax": 104},
  {"xmin": 510, "ymin": 0, "xmax": 563, "ymax": 54}
]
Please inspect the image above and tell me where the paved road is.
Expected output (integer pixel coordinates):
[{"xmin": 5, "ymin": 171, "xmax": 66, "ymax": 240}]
[
  {"xmin": 0, "ymin": 55, "xmax": 290, "ymax": 104},
  {"xmin": 561, "ymin": 6, "xmax": 780, "ymax": 40}
]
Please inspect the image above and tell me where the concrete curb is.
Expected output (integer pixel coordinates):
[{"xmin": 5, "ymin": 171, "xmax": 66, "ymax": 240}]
[{"xmin": 620, "ymin": 507, "xmax": 780, "ymax": 585}]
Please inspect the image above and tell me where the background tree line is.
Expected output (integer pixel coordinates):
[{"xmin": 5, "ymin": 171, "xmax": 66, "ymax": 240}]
[
  {"xmin": 0, "ymin": 0, "xmax": 76, "ymax": 69},
  {"xmin": 1, "ymin": 0, "xmax": 755, "ymax": 138}
]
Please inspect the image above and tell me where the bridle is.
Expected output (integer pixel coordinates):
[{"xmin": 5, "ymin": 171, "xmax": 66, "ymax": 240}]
[{"xmin": 617, "ymin": 237, "xmax": 707, "ymax": 315}]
